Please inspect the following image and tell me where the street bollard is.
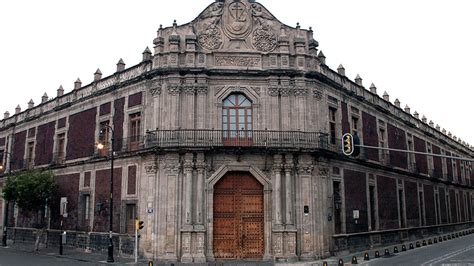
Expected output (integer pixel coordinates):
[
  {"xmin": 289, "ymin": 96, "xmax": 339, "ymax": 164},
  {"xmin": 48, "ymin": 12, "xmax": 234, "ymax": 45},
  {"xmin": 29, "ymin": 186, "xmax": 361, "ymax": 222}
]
[
  {"xmin": 352, "ymin": 256, "xmax": 358, "ymax": 264},
  {"xmin": 323, "ymin": 261, "xmax": 328, "ymax": 266},
  {"xmin": 338, "ymin": 258, "xmax": 344, "ymax": 266},
  {"xmin": 448, "ymin": 235, "xmax": 452, "ymax": 240},
  {"xmin": 409, "ymin": 243, "xmax": 414, "ymax": 249},
  {"xmin": 401, "ymin": 245, "xmax": 406, "ymax": 252},
  {"xmin": 439, "ymin": 236, "xmax": 443, "ymax": 242},
  {"xmin": 428, "ymin": 239, "xmax": 432, "ymax": 245},
  {"xmin": 422, "ymin": 240, "xmax": 427, "ymax": 246},
  {"xmin": 148, "ymin": 261, "xmax": 153, "ymax": 266},
  {"xmin": 384, "ymin": 249, "xmax": 390, "ymax": 257},
  {"xmin": 364, "ymin": 252, "xmax": 370, "ymax": 261},
  {"xmin": 416, "ymin": 241, "xmax": 421, "ymax": 248},
  {"xmin": 374, "ymin": 251, "xmax": 380, "ymax": 258},
  {"xmin": 434, "ymin": 238, "xmax": 437, "ymax": 244}
]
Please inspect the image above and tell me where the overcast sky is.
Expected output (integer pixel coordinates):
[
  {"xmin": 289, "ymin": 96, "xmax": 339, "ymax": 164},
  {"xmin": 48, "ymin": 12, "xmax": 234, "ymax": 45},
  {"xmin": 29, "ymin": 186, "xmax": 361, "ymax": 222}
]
[{"xmin": 1, "ymin": 0, "xmax": 473, "ymax": 147}]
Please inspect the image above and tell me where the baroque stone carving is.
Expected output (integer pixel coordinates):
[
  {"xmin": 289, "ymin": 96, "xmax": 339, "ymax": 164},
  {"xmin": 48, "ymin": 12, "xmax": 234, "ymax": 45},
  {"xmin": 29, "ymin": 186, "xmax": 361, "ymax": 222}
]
[
  {"xmin": 198, "ymin": 2, "xmax": 224, "ymax": 51},
  {"xmin": 167, "ymin": 84, "xmax": 181, "ymax": 95},
  {"xmin": 251, "ymin": 3, "xmax": 277, "ymax": 52},
  {"xmin": 223, "ymin": 0, "xmax": 252, "ymax": 39},
  {"xmin": 149, "ymin": 82, "xmax": 162, "ymax": 97},
  {"xmin": 215, "ymin": 55, "xmax": 261, "ymax": 67},
  {"xmin": 145, "ymin": 164, "xmax": 158, "ymax": 174}
]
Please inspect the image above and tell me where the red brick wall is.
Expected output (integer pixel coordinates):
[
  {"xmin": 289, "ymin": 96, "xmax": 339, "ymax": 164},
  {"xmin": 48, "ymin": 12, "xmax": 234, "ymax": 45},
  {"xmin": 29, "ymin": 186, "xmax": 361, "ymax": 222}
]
[
  {"xmin": 423, "ymin": 184, "xmax": 436, "ymax": 225},
  {"xmin": 449, "ymin": 190, "xmax": 457, "ymax": 223},
  {"xmin": 128, "ymin": 92, "xmax": 143, "ymax": 108},
  {"xmin": 0, "ymin": 137, "xmax": 5, "ymax": 147},
  {"xmin": 387, "ymin": 124, "xmax": 407, "ymax": 169},
  {"xmin": 66, "ymin": 108, "xmax": 97, "ymax": 160},
  {"xmin": 362, "ymin": 112, "xmax": 379, "ymax": 161},
  {"xmin": 99, "ymin": 102, "xmax": 111, "ymax": 116},
  {"xmin": 50, "ymin": 173, "xmax": 80, "ymax": 230},
  {"xmin": 404, "ymin": 181, "xmax": 419, "ymax": 227},
  {"xmin": 12, "ymin": 130, "xmax": 27, "ymax": 170},
  {"xmin": 34, "ymin": 121, "xmax": 56, "ymax": 166},
  {"xmin": 341, "ymin": 102, "xmax": 350, "ymax": 134},
  {"xmin": 377, "ymin": 175, "xmax": 399, "ymax": 230},
  {"xmin": 127, "ymin": 165, "xmax": 137, "ymax": 195},
  {"xmin": 413, "ymin": 136, "xmax": 428, "ymax": 174},
  {"xmin": 343, "ymin": 169, "xmax": 368, "ymax": 233},
  {"xmin": 94, "ymin": 168, "xmax": 122, "ymax": 232},
  {"xmin": 113, "ymin": 98, "xmax": 125, "ymax": 152},
  {"xmin": 439, "ymin": 188, "xmax": 448, "ymax": 224},
  {"xmin": 431, "ymin": 145, "xmax": 442, "ymax": 179}
]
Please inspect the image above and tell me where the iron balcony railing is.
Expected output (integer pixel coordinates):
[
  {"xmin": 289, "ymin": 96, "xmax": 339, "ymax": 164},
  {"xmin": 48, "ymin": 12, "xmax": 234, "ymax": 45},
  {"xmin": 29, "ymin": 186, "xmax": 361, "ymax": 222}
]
[{"xmin": 142, "ymin": 129, "xmax": 328, "ymax": 150}]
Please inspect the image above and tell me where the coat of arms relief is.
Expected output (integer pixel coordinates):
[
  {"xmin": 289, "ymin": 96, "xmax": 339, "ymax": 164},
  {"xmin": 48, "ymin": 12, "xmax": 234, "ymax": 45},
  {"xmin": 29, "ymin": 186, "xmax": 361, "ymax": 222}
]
[{"xmin": 197, "ymin": 0, "xmax": 278, "ymax": 52}]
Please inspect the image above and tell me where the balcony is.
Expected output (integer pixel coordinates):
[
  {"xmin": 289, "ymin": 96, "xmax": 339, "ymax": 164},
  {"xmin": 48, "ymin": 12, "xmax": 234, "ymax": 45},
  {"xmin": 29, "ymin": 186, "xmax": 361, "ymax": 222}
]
[{"xmin": 139, "ymin": 129, "xmax": 328, "ymax": 151}]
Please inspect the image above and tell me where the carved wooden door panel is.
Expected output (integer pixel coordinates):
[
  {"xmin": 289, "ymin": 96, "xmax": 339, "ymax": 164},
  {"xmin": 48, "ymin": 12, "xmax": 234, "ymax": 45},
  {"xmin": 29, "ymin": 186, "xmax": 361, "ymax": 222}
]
[{"xmin": 213, "ymin": 172, "xmax": 264, "ymax": 260}]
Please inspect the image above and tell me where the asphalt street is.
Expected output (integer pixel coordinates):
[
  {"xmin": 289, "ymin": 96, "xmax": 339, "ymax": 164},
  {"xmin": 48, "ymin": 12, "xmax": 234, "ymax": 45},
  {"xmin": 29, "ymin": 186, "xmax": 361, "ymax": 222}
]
[{"xmin": 358, "ymin": 234, "xmax": 474, "ymax": 266}]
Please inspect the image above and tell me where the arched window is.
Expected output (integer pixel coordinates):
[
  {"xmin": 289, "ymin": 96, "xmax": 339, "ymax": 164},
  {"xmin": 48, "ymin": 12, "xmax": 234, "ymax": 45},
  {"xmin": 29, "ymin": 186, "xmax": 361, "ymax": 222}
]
[{"xmin": 222, "ymin": 93, "xmax": 252, "ymax": 142}]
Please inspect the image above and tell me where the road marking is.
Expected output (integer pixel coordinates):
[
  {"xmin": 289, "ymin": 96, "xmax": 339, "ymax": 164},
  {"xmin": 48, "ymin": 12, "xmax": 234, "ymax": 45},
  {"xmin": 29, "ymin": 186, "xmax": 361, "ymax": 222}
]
[{"xmin": 421, "ymin": 245, "xmax": 474, "ymax": 266}]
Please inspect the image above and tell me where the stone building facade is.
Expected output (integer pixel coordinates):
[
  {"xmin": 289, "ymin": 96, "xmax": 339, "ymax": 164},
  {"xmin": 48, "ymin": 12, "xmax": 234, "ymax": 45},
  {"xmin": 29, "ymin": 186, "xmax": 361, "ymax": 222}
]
[{"xmin": 0, "ymin": 0, "xmax": 473, "ymax": 262}]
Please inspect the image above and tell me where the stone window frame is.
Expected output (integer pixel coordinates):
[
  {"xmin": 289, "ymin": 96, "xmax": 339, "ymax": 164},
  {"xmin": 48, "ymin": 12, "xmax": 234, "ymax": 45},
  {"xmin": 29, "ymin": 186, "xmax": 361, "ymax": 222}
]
[
  {"xmin": 377, "ymin": 119, "xmax": 388, "ymax": 165},
  {"xmin": 327, "ymin": 95, "xmax": 340, "ymax": 148},
  {"xmin": 331, "ymin": 171, "xmax": 344, "ymax": 234},
  {"xmin": 53, "ymin": 117, "xmax": 69, "ymax": 164},
  {"xmin": 124, "ymin": 163, "xmax": 139, "ymax": 198},
  {"xmin": 417, "ymin": 183, "xmax": 426, "ymax": 226},
  {"xmin": 396, "ymin": 179, "xmax": 406, "ymax": 229},
  {"xmin": 120, "ymin": 199, "xmax": 138, "ymax": 235}
]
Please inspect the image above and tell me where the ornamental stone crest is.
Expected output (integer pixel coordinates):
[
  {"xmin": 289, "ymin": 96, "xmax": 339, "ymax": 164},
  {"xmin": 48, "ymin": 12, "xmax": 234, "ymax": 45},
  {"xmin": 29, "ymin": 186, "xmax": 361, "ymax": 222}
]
[
  {"xmin": 198, "ymin": 2, "xmax": 224, "ymax": 51},
  {"xmin": 223, "ymin": 1, "xmax": 253, "ymax": 39},
  {"xmin": 251, "ymin": 3, "xmax": 277, "ymax": 52},
  {"xmin": 196, "ymin": 0, "xmax": 278, "ymax": 53}
]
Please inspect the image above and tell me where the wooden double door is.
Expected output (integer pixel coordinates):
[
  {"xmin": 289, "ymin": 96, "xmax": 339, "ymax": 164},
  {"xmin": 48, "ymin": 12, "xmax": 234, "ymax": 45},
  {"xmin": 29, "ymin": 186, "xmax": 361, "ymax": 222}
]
[{"xmin": 213, "ymin": 172, "xmax": 264, "ymax": 259}]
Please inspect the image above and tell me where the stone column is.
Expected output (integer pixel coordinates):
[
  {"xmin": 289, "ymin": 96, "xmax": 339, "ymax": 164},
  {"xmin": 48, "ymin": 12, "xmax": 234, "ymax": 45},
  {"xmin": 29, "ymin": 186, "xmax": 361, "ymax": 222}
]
[
  {"xmin": 183, "ymin": 153, "xmax": 194, "ymax": 226},
  {"xmin": 193, "ymin": 154, "xmax": 206, "ymax": 262},
  {"xmin": 195, "ymin": 154, "xmax": 205, "ymax": 226},
  {"xmin": 181, "ymin": 153, "xmax": 194, "ymax": 263},
  {"xmin": 298, "ymin": 155, "xmax": 315, "ymax": 260},
  {"xmin": 285, "ymin": 154, "xmax": 294, "ymax": 225},
  {"xmin": 273, "ymin": 155, "xmax": 283, "ymax": 225}
]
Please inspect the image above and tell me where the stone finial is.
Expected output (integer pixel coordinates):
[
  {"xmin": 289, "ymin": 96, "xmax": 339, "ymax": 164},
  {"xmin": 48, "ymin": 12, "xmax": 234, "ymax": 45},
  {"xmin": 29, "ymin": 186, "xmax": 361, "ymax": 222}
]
[
  {"xmin": 383, "ymin": 91, "xmax": 390, "ymax": 101},
  {"xmin": 404, "ymin": 105, "xmax": 411, "ymax": 113},
  {"xmin": 142, "ymin": 46, "xmax": 151, "ymax": 62},
  {"xmin": 28, "ymin": 99, "xmax": 34, "ymax": 109},
  {"xmin": 422, "ymin": 115, "xmax": 427, "ymax": 123},
  {"xmin": 94, "ymin": 69, "xmax": 102, "ymax": 81},
  {"xmin": 57, "ymin": 85, "xmax": 64, "ymax": 97},
  {"xmin": 143, "ymin": 47, "xmax": 152, "ymax": 61},
  {"xmin": 436, "ymin": 124, "xmax": 440, "ymax": 131},
  {"xmin": 296, "ymin": 22, "xmax": 301, "ymax": 30},
  {"xmin": 4, "ymin": 111, "xmax": 10, "ymax": 119},
  {"xmin": 448, "ymin": 132, "xmax": 452, "ymax": 137},
  {"xmin": 355, "ymin": 74, "xmax": 363, "ymax": 86},
  {"xmin": 74, "ymin": 78, "xmax": 82, "ymax": 90},
  {"xmin": 42, "ymin": 93, "xmax": 48, "ymax": 103},
  {"xmin": 317, "ymin": 51, "xmax": 326, "ymax": 64},
  {"xmin": 394, "ymin": 99, "xmax": 401, "ymax": 108},
  {"xmin": 15, "ymin": 105, "xmax": 21, "ymax": 114},
  {"xmin": 116, "ymin": 59, "xmax": 125, "ymax": 72},
  {"xmin": 369, "ymin": 83, "xmax": 377, "ymax": 94},
  {"xmin": 429, "ymin": 120, "xmax": 434, "ymax": 127},
  {"xmin": 442, "ymin": 128, "xmax": 446, "ymax": 134},
  {"xmin": 453, "ymin": 136, "xmax": 457, "ymax": 141},
  {"xmin": 413, "ymin": 111, "xmax": 419, "ymax": 119},
  {"xmin": 171, "ymin": 20, "xmax": 178, "ymax": 36},
  {"xmin": 337, "ymin": 64, "xmax": 345, "ymax": 76}
]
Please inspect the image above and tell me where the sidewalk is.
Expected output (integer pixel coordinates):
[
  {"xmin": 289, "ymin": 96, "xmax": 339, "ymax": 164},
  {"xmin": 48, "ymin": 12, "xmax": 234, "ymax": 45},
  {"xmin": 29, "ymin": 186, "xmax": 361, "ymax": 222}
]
[{"xmin": 3, "ymin": 242, "xmax": 144, "ymax": 265}]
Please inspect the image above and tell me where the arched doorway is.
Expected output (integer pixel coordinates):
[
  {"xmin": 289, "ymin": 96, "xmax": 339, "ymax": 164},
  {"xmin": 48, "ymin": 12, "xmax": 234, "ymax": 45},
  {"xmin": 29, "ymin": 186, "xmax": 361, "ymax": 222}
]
[{"xmin": 213, "ymin": 172, "xmax": 264, "ymax": 259}]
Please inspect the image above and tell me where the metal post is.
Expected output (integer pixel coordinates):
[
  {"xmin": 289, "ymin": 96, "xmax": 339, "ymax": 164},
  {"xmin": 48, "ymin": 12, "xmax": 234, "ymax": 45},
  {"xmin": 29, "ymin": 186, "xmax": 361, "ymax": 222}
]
[
  {"xmin": 59, "ymin": 220, "xmax": 63, "ymax": 255},
  {"xmin": 135, "ymin": 220, "xmax": 138, "ymax": 264},
  {"xmin": 107, "ymin": 128, "xmax": 115, "ymax": 263}
]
